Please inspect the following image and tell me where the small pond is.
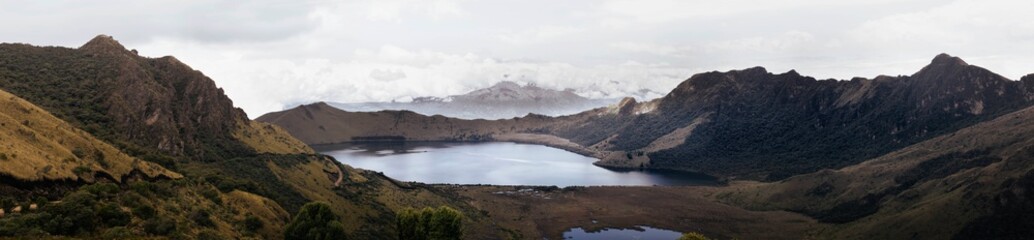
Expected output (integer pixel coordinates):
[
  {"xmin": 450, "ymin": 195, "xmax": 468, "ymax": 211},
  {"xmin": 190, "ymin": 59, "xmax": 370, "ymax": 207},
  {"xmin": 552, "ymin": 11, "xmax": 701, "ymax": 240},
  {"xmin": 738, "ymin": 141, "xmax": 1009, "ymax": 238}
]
[{"xmin": 562, "ymin": 226, "xmax": 684, "ymax": 240}]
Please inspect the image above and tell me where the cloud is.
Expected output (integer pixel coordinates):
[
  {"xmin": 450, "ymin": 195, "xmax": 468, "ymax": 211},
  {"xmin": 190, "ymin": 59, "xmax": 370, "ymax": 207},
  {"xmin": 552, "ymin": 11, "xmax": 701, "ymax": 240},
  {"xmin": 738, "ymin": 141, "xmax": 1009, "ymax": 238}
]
[
  {"xmin": 3, "ymin": 0, "xmax": 1033, "ymax": 117},
  {"xmin": 498, "ymin": 26, "xmax": 583, "ymax": 45},
  {"xmin": 369, "ymin": 69, "xmax": 408, "ymax": 82}
]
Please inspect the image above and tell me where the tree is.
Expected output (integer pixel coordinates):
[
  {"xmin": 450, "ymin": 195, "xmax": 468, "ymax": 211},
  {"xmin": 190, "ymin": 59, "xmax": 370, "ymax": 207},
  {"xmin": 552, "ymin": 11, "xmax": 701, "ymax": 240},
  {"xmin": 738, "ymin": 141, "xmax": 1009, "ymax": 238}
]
[
  {"xmin": 679, "ymin": 232, "xmax": 711, "ymax": 240},
  {"xmin": 284, "ymin": 202, "xmax": 346, "ymax": 240},
  {"xmin": 396, "ymin": 206, "xmax": 463, "ymax": 240}
]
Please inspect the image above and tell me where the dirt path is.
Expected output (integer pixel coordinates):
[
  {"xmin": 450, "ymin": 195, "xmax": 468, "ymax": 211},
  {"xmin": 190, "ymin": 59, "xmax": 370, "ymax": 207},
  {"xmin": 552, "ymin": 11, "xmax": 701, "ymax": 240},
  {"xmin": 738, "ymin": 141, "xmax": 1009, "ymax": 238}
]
[{"xmin": 328, "ymin": 157, "xmax": 344, "ymax": 187}]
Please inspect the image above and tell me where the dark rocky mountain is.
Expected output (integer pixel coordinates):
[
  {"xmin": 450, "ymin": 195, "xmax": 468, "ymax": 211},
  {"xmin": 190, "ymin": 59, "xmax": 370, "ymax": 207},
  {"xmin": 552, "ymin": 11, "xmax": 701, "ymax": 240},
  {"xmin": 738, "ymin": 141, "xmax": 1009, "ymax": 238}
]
[
  {"xmin": 330, "ymin": 81, "xmax": 616, "ymax": 120},
  {"xmin": 549, "ymin": 54, "xmax": 1034, "ymax": 180},
  {"xmin": 264, "ymin": 54, "xmax": 1034, "ymax": 182},
  {"xmin": 0, "ymin": 35, "xmax": 311, "ymax": 161},
  {"xmin": 0, "ymin": 35, "xmax": 488, "ymax": 239}
]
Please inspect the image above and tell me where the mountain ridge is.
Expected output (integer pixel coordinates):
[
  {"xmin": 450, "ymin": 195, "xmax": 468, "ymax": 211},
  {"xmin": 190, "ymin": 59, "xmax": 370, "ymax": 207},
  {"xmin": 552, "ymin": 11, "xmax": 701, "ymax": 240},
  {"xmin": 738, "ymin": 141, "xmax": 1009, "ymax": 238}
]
[
  {"xmin": 265, "ymin": 53, "xmax": 1034, "ymax": 181},
  {"xmin": 330, "ymin": 80, "xmax": 618, "ymax": 120}
]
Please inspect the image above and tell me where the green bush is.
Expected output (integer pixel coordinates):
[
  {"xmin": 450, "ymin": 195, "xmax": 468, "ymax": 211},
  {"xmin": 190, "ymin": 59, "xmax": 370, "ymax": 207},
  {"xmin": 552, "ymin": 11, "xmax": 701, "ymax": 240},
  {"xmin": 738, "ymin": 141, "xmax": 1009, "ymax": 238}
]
[
  {"xmin": 81, "ymin": 183, "xmax": 119, "ymax": 198},
  {"xmin": 0, "ymin": 197, "xmax": 15, "ymax": 210},
  {"xmin": 190, "ymin": 208, "xmax": 215, "ymax": 228},
  {"xmin": 97, "ymin": 203, "xmax": 130, "ymax": 227},
  {"xmin": 71, "ymin": 148, "xmax": 86, "ymax": 159},
  {"xmin": 396, "ymin": 206, "xmax": 463, "ymax": 240},
  {"xmin": 143, "ymin": 217, "xmax": 177, "ymax": 236},
  {"xmin": 132, "ymin": 205, "xmax": 156, "ymax": 220},
  {"xmin": 32, "ymin": 196, "xmax": 48, "ymax": 209},
  {"xmin": 284, "ymin": 202, "xmax": 346, "ymax": 240},
  {"xmin": 197, "ymin": 230, "xmax": 225, "ymax": 240},
  {"xmin": 200, "ymin": 187, "xmax": 222, "ymax": 205},
  {"xmin": 42, "ymin": 191, "xmax": 98, "ymax": 235},
  {"xmin": 100, "ymin": 226, "xmax": 132, "ymax": 239},
  {"xmin": 243, "ymin": 215, "xmax": 264, "ymax": 233}
]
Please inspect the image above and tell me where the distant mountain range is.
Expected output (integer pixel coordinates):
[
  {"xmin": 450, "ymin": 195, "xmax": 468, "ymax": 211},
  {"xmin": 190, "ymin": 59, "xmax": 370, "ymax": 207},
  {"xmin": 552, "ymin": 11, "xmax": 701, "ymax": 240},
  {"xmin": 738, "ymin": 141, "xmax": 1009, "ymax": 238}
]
[
  {"xmin": 329, "ymin": 81, "xmax": 624, "ymax": 120},
  {"xmin": 0, "ymin": 35, "xmax": 505, "ymax": 239},
  {"xmin": 261, "ymin": 53, "xmax": 1034, "ymax": 238},
  {"xmin": 6, "ymin": 34, "xmax": 1034, "ymax": 239}
]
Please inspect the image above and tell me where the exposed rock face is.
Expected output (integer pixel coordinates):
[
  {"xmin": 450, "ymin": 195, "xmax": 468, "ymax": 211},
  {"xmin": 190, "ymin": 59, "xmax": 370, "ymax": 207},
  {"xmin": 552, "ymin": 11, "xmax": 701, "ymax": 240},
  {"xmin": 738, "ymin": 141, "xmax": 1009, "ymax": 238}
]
[
  {"xmin": 81, "ymin": 35, "xmax": 263, "ymax": 158},
  {"xmin": 0, "ymin": 35, "xmax": 311, "ymax": 160},
  {"xmin": 616, "ymin": 97, "xmax": 637, "ymax": 115}
]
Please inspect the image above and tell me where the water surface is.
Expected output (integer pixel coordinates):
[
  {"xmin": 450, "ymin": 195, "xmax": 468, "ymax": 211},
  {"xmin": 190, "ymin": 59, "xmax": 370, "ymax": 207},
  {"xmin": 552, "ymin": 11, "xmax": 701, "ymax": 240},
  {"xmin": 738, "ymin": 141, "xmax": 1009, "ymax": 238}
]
[
  {"xmin": 562, "ymin": 226, "xmax": 683, "ymax": 240},
  {"xmin": 316, "ymin": 142, "xmax": 715, "ymax": 187}
]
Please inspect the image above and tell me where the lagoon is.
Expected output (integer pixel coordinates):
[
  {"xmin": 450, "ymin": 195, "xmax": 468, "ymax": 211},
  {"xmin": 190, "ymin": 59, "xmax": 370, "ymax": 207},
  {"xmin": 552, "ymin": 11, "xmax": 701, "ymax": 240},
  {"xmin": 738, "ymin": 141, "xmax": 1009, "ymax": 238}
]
[{"xmin": 316, "ymin": 142, "xmax": 715, "ymax": 187}]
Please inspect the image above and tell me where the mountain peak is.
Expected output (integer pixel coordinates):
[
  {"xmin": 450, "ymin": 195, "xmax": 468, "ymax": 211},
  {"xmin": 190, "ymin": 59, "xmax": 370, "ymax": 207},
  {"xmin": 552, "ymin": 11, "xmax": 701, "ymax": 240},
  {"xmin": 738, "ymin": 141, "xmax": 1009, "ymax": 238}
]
[
  {"xmin": 489, "ymin": 81, "xmax": 522, "ymax": 90},
  {"xmin": 930, "ymin": 53, "xmax": 968, "ymax": 66},
  {"xmin": 913, "ymin": 53, "xmax": 975, "ymax": 79},
  {"xmin": 80, "ymin": 34, "xmax": 132, "ymax": 55}
]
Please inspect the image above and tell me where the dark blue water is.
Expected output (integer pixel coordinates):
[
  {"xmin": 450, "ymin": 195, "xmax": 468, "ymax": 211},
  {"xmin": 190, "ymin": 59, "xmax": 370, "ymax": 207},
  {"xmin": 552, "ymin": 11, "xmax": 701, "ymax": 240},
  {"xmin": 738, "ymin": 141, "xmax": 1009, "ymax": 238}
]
[
  {"xmin": 563, "ymin": 226, "xmax": 683, "ymax": 240},
  {"xmin": 315, "ymin": 142, "xmax": 716, "ymax": 187}
]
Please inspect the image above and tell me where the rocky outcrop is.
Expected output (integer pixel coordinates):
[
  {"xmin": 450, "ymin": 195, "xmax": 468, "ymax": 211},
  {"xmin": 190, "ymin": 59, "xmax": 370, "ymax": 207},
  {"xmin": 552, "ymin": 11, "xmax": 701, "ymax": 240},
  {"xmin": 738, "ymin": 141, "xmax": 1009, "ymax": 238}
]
[{"xmin": 0, "ymin": 35, "xmax": 311, "ymax": 161}]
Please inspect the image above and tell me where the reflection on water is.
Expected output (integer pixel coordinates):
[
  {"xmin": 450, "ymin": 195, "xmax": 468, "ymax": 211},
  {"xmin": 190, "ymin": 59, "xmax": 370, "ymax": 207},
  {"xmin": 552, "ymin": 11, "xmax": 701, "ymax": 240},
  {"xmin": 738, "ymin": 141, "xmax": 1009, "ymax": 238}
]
[
  {"xmin": 315, "ymin": 142, "xmax": 716, "ymax": 187},
  {"xmin": 562, "ymin": 226, "xmax": 683, "ymax": 240}
]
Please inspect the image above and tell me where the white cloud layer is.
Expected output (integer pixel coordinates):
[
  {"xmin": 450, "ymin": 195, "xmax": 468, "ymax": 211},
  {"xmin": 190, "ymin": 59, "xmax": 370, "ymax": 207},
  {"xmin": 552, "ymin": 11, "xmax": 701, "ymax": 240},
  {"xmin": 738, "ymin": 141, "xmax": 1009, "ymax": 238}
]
[{"xmin": 1, "ymin": 0, "xmax": 1032, "ymax": 117}]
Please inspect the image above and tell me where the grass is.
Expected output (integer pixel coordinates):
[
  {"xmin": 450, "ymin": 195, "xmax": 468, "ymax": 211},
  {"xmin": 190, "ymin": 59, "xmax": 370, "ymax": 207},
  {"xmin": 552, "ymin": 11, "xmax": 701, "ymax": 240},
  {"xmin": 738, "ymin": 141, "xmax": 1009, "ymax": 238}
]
[{"xmin": 0, "ymin": 88, "xmax": 179, "ymax": 182}]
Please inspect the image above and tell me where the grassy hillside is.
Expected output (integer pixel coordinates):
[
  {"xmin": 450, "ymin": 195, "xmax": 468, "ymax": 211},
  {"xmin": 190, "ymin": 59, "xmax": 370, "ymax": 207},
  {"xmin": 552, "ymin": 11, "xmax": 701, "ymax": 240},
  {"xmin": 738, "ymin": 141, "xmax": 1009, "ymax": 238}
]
[
  {"xmin": 0, "ymin": 88, "xmax": 178, "ymax": 183},
  {"xmin": 719, "ymin": 104, "xmax": 1034, "ymax": 239}
]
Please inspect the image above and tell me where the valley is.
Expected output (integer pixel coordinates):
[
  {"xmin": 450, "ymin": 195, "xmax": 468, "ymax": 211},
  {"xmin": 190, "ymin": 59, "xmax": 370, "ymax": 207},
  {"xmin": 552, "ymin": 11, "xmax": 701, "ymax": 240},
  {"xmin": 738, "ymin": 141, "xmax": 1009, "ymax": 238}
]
[{"xmin": 1, "ymin": 34, "xmax": 1032, "ymax": 240}]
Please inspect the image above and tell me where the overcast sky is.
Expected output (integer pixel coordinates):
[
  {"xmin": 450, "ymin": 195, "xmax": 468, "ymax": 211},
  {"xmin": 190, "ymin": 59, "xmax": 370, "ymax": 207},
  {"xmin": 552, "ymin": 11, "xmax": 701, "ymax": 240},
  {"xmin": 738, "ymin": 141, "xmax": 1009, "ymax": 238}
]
[{"xmin": 2, "ymin": 0, "xmax": 1032, "ymax": 117}]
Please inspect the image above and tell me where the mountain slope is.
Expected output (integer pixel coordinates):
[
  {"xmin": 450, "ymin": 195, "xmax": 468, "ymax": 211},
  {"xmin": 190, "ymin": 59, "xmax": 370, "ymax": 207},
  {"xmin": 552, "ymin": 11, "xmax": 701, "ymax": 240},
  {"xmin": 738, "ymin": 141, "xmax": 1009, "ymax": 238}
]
[
  {"xmin": 720, "ymin": 102, "xmax": 1034, "ymax": 239},
  {"xmin": 0, "ymin": 35, "xmax": 312, "ymax": 161},
  {"xmin": 0, "ymin": 35, "xmax": 527, "ymax": 239},
  {"xmin": 547, "ymin": 54, "xmax": 1034, "ymax": 180},
  {"xmin": 267, "ymin": 54, "xmax": 1034, "ymax": 182},
  {"xmin": 257, "ymin": 102, "xmax": 554, "ymax": 145},
  {"xmin": 330, "ymin": 81, "xmax": 615, "ymax": 120},
  {"xmin": 0, "ymin": 88, "xmax": 179, "ymax": 183}
]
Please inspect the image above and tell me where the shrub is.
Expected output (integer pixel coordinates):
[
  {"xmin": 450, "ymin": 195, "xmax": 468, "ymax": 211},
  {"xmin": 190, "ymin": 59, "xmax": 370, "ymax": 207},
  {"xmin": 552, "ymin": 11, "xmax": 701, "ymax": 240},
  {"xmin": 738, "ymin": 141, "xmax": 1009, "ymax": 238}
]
[
  {"xmin": 243, "ymin": 215, "xmax": 263, "ymax": 233},
  {"xmin": 100, "ymin": 226, "xmax": 132, "ymax": 239},
  {"xmin": 97, "ymin": 203, "xmax": 130, "ymax": 227},
  {"xmin": 42, "ymin": 191, "xmax": 98, "ymax": 235},
  {"xmin": 200, "ymin": 187, "xmax": 222, "ymax": 205},
  {"xmin": 197, "ymin": 230, "xmax": 224, "ymax": 240},
  {"xmin": 396, "ymin": 206, "xmax": 464, "ymax": 240},
  {"xmin": 132, "ymin": 205, "xmax": 156, "ymax": 220},
  {"xmin": 0, "ymin": 198, "xmax": 15, "ymax": 210},
  {"xmin": 679, "ymin": 232, "xmax": 711, "ymax": 240},
  {"xmin": 284, "ymin": 202, "xmax": 346, "ymax": 240},
  {"xmin": 190, "ymin": 209, "xmax": 215, "ymax": 228},
  {"xmin": 71, "ymin": 148, "xmax": 86, "ymax": 159},
  {"xmin": 93, "ymin": 150, "xmax": 109, "ymax": 168},
  {"xmin": 143, "ymin": 217, "xmax": 177, "ymax": 236},
  {"xmin": 32, "ymin": 196, "xmax": 48, "ymax": 209},
  {"xmin": 81, "ymin": 183, "xmax": 119, "ymax": 198}
]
